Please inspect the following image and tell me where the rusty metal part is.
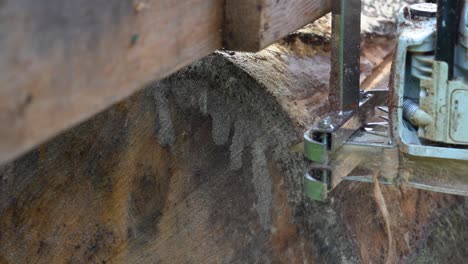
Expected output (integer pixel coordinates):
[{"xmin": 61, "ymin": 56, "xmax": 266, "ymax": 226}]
[{"xmin": 330, "ymin": 0, "xmax": 361, "ymax": 112}]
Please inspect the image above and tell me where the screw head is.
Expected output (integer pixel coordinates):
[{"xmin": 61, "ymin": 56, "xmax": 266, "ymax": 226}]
[{"xmin": 318, "ymin": 118, "xmax": 333, "ymax": 129}]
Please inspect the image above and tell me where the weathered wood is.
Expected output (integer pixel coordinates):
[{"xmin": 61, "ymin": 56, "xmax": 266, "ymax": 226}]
[
  {"xmin": 224, "ymin": 0, "xmax": 332, "ymax": 51},
  {"xmin": 0, "ymin": 0, "xmax": 334, "ymax": 164},
  {"xmin": 0, "ymin": 0, "xmax": 224, "ymax": 163},
  {"xmin": 1, "ymin": 13, "xmax": 467, "ymax": 263}
]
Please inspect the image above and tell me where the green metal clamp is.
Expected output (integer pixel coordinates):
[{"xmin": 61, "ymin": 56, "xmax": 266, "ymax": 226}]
[
  {"xmin": 304, "ymin": 172, "xmax": 328, "ymax": 201},
  {"xmin": 303, "ymin": 128, "xmax": 330, "ymax": 201}
]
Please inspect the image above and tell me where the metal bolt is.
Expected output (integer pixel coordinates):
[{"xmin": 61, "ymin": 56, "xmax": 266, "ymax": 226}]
[
  {"xmin": 409, "ymin": 3, "xmax": 437, "ymax": 18},
  {"xmin": 318, "ymin": 117, "xmax": 333, "ymax": 129}
]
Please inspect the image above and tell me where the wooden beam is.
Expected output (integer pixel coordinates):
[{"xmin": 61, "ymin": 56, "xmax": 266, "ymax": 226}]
[
  {"xmin": 224, "ymin": 0, "xmax": 332, "ymax": 51},
  {"xmin": 0, "ymin": 0, "xmax": 332, "ymax": 163},
  {"xmin": 0, "ymin": 0, "xmax": 224, "ymax": 163}
]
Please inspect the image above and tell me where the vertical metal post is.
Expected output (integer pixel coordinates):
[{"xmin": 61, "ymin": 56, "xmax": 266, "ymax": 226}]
[
  {"xmin": 435, "ymin": 0, "xmax": 461, "ymax": 80},
  {"xmin": 330, "ymin": 0, "xmax": 361, "ymax": 112}
]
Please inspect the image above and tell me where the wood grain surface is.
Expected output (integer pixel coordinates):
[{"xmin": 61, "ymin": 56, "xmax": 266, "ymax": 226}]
[
  {"xmin": 0, "ymin": 0, "xmax": 224, "ymax": 163},
  {"xmin": 224, "ymin": 0, "xmax": 332, "ymax": 51},
  {"xmin": 0, "ymin": 0, "xmax": 332, "ymax": 164},
  {"xmin": 0, "ymin": 54, "xmax": 315, "ymax": 263}
]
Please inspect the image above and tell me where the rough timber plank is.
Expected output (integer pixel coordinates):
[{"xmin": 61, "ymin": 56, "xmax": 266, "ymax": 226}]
[
  {"xmin": 0, "ymin": 0, "xmax": 224, "ymax": 163},
  {"xmin": 0, "ymin": 0, "xmax": 334, "ymax": 164},
  {"xmin": 224, "ymin": 0, "xmax": 332, "ymax": 51}
]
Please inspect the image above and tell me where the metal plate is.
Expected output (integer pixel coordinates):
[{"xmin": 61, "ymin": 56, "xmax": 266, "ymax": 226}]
[{"xmin": 450, "ymin": 89, "xmax": 468, "ymax": 143}]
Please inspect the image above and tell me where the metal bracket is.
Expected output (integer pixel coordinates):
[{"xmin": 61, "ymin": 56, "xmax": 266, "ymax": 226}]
[
  {"xmin": 304, "ymin": 1, "xmax": 468, "ymax": 201},
  {"xmin": 304, "ymin": 89, "xmax": 388, "ymax": 162},
  {"xmin": 304, "ymin": 90, "xmax": 391, "ymax": 201}
]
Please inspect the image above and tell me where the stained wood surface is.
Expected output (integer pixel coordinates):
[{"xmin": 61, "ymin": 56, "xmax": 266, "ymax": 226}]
[
  {"xmin": 224, "ymin": 0, "xmax": 332, "ymax": 51},
  {"xmin": 0, "ymin": 0, "xmax": 225, "ymax": 164},
  {"xmin": 0, "ymin": 0, "xmax": 332, "ymax": 164},
  {"xmin": 0, "ymin": 0, "xmax": 224, "ymax": 164}
]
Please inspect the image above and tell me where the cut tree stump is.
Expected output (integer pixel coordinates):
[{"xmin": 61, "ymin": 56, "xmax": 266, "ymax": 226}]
[{"xmin": 1, "ymin": 2, "xmax": 467, "ymax": 263}]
